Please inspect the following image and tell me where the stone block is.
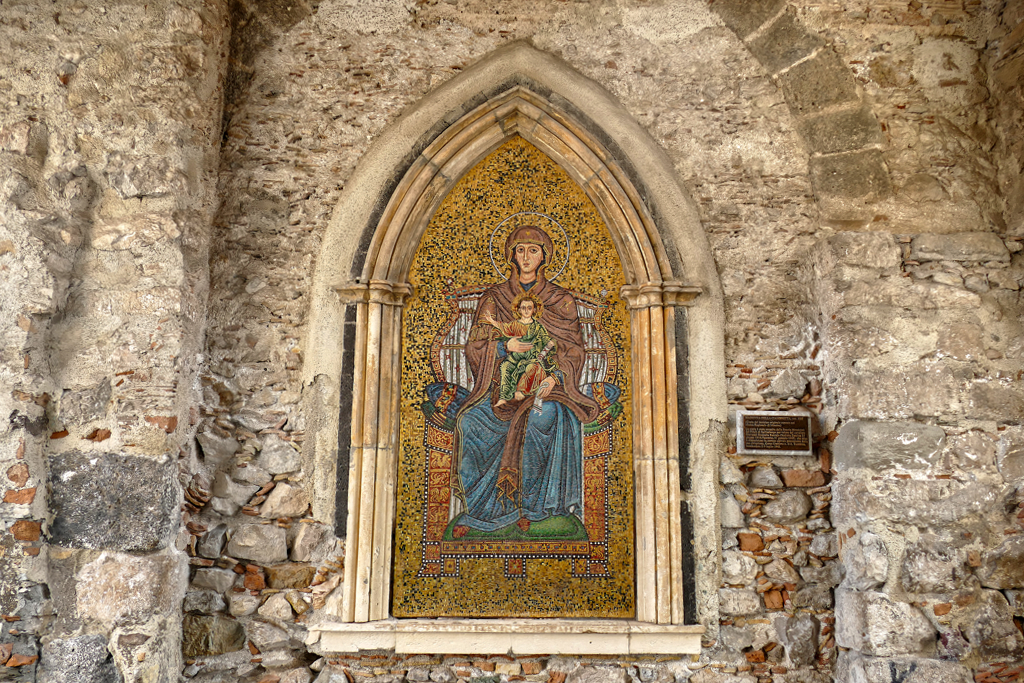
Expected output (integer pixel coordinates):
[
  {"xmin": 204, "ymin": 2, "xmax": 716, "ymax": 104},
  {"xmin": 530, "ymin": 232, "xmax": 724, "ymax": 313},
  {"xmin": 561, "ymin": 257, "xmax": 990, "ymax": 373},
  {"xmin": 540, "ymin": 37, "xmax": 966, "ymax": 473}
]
[
  {"xmin": 901, "ymin": 544, "xmax": 968, "ymax": 593},
  {"xmin": 213, "ymin": 471, "xmax": 259, "ymax": 506},
  {"xmin": 834, "ymin": 590, "xmax": 936, "ymax": 656},
  {"xmin": 962, "ymin": 590, "xmax": 1024, "ymax": 657},
  {"xmin": 291, "ymin": 521, "xmax": 331, "ymax": 562},
  {"xmin": 266, "ymin": 563, "xmax": 316, "ymax": 589},
  {"xmin": 227, "ymin": 592, "xmax": 260, "ymax": 617},
  {"xmin": 567, "ymin": 667, "xmax": 629, "ymax": 683},
  {"xmin": 810, "ymin": 534, "xmax": 839, "ymax": 559},
  {"xmin": 431, "ymin": 666, "xmax": 458, "ymax": 682},
  {"xmin": 975, "ymin": 536, "xmax": 1024, "ymax": 589},
  {"xmin": 831, "ymin": 280, "xmax": 981, "ymax": 314},
  {"xmin": 721, "ymin": 491, "xmax": 745, "ymax": 528},
  {"xmin": 746, "ymin": 10, "xmax": 824, "ymax": 74},
  {"xmin": 314, "ymin": 669, "xmax": 352, "ymax": 683},
  {"xmin": 833, "ymin": 421, "xmax": 946, "ymax": 472},
  {"xmin": 184, "ymin": 589, "xmax": 227, "ymax": 614},
  {"xmin": 49, "ymin": 451, "xmax": 178, "ymax": 551},
  {"xmin": 801, "ymin": 563, "xmax": 844, "ymax": 587},
  {"xmin": 77, "ymin": 551, "xmax": 187, "ymax": 629},
  {"xmin": 247, "ymin": 620, "xmax": 291, "ymax": 651},
  {"xmin": 198, "ymin": 524, "xmax": 228, "ymax": 559},
  {"xmin": 1005, "ymin": 589, "xmax": 1024, "ymax": 616},
  {"xmin": 775, "ymin": 613, "xmax": 819, "ymax": 666},
  {"xmin": 792, "ymin": 584, "xmax": 832, "ymax": 610},
  {"xmin": 796, "ymin": 106, "xmax": 884, "ymax": 155},
  {"xmin": 722, "ymin": 551, "xmax": 758, "ymax": 585},
  {"xmin": 719, "ymin": 588, "xmax": 762, "ymax": 615},
  {"xmin": 719, "ymin": 625, "xmax": 755, "ymax": 652},
  {"xmin": 258, "ymin": 435, "xmax": 301, "ymax": 474},
  {"xmin": 260, "ymin": 481, "xmax": 310, "ymax": 519},
  {"xmin": 192, "ymin": 567, "xmax": 237, "ymax": 593},
  {"xmin": 936, "ymin": 321, "xmax": 986, "ymax": 362},
  {"xmin": 59, "ymin": 379, "xmax": 111, "ymax": 427},
  {"xmin": 282, "ymin": 668, "xmax": 314, "ymax": 683},
  {"xmin": 40, "ymin": 635, "xmax": 121, "ymax": 683},
  {"xmin": 966, "ymin": 381, "xmax": 1024, "ymax": 422},
  {"xmin": 196, "ymin": 431, "xmax": 239, "ymax": 465},
  {"xmin": 749, "ymin": 466, "xmax": 782, "ymax": 488},
  {"xmin": 226, "ymin": 524, "xmax": 288, "ymax": 564},
  {"xmin": 833, "ymin": 476, "xmax": 1010, "ymax": 527},
  {"xmin": 823, "ymin": 232, "xmax": 902, "ymax": 270},
  {"xmin": 809, "ymin": 149, "xmax": 892, "ymax": 202},
  {"xmin": 707, "ymin": 0, "xmax": 786, "ymax": 39},
  {"xmin": 778, "ymin": 50, "xmax": 860, "ymax": 115},
  {"xmin": 841, "ymin": 532, "xmax": 888, "ymax": 591},
  {"xmin": 764, "ymin": 369, "xmax": 807, "ymax": 399},
  {"xmin": 285, "ymin": 590, "xmax": 310, "ymax": 615},
  {"xmin": 258, "ymin": 592, "xmax": 295, "ymax": 620},
  {"xmin": 837, "ymin": 652, "xmax": 972, "ymax": 683},
  {"xmin": 182, "ymin": 614, "xmax": 245, "ymax": 657},
  {"xmin": 720, "ymin": 457, "xmax": 745, "ymax": 485},
  {"xmin": 909, "ymin": 233, "xmax": 1010, "ymax": 263},
  {"xmin": 836, "ymin": 362, "xmax": 963, "ymax": 421},
  {"xmin": 232, "ymin": 462, "xmax": 272, "ymax": 486},
  {"xmin": 764, "ymin": 559, "xmax": 801, "ymax": 583},
  {"xmin": 762, "ymin": 490, "xmax": 812, "ymax": 524},
  {"xmin": 210, "ymin": 496, "xmax": 241, "ymax": 516}
]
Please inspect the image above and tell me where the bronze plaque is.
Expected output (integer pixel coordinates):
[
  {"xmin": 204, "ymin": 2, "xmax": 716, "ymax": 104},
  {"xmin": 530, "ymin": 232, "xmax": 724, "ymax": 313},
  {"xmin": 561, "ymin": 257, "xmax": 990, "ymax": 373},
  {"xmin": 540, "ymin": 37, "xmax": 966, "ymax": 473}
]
[{"xmin": 737, "ymin": 410, "xmax": 812, "ymax": 455}]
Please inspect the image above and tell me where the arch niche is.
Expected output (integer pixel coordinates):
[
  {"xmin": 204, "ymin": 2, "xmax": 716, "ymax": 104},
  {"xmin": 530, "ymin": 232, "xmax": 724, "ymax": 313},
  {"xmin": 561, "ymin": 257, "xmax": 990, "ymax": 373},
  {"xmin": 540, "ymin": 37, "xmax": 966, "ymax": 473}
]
[{"xmin": 304, "ymin": 42, "xmax": 725, "ymax": 654}]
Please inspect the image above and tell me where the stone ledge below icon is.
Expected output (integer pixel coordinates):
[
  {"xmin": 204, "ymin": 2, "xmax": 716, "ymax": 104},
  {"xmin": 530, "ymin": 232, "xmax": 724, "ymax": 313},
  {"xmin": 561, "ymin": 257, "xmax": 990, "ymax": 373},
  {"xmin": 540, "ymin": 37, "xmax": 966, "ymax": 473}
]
[{"xmin": 307, "ymin": 619, "xmax": 704, "ymax": 655}]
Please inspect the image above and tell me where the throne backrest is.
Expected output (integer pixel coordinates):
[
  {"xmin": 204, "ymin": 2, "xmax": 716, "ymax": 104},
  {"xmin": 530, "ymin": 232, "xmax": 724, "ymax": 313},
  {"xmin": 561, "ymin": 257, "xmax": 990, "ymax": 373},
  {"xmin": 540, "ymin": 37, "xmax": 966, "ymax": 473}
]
[{"xmin": 431, "ymin": 285, "xmax": 617, "ymax": 392}]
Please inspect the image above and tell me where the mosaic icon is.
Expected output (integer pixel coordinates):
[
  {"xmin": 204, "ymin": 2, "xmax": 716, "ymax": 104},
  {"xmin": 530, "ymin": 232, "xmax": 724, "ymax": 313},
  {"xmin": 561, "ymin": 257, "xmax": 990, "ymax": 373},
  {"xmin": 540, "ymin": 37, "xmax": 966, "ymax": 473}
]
[{"xmin": 392, "ymin": 138, "xmax": 635, "ymax": 618}]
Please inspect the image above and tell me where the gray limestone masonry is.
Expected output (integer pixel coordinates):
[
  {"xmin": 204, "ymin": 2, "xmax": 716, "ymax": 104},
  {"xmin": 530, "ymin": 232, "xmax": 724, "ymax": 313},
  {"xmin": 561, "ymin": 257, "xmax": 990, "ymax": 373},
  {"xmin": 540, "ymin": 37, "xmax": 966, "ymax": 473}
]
[
  {"xmin": 0, "ymin": 1, "xmax": 1021, "ymax": 682},
  {"xmin": 47, "ymin": 451, "xmax": 178, "ymax": 552}
]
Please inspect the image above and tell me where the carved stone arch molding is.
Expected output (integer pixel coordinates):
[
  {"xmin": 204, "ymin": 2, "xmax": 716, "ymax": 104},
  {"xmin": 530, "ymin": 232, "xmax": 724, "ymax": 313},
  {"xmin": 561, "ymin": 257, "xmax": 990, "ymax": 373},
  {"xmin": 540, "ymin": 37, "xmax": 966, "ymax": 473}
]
[{"xmin": 304, "ymin": 41, "xmax": 726, "ymax": 655}]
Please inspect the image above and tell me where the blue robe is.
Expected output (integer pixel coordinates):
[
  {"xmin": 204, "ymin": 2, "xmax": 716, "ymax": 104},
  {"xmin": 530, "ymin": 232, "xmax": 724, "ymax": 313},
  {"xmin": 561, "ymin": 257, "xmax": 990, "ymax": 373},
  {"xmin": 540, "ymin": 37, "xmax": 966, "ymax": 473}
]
[
  {"xmin": 455, "ymin": 394, "xmax": 583, "ymax": 531},
  {"xmin": 451, "ymin": 273, "xmax": 599, "ymax": 532}
]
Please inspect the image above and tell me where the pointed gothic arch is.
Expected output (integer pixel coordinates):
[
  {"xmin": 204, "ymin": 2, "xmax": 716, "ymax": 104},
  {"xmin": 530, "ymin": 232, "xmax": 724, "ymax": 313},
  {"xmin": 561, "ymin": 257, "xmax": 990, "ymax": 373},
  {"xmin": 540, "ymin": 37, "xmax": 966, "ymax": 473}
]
[{"xmin": 304, "ymin": 42, "xmax": 726, "ymax": 652}]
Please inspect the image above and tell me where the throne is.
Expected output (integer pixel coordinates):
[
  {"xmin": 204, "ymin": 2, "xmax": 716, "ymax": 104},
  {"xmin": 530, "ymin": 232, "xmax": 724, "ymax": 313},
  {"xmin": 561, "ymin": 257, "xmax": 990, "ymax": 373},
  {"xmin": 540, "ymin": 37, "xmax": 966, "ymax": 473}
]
[{"xmin": 417, "ymin": 285, "xmax": 623, "ymax": 579}]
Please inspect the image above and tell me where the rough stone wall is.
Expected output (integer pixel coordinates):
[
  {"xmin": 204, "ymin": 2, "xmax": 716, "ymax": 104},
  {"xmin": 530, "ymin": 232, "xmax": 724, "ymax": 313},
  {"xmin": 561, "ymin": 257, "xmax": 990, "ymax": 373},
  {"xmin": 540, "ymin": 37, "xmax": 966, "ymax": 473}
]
[
  {"xmin": 986, "ymin": 1, "xmax": 1024, "ymax": 237},
  {"xmin": 0, "ymin": 1, "xmax": 1021, "ymax": 682},
  {"xmin": 0, "ymin": 0, "xmax": 228, "ymax": 680}
]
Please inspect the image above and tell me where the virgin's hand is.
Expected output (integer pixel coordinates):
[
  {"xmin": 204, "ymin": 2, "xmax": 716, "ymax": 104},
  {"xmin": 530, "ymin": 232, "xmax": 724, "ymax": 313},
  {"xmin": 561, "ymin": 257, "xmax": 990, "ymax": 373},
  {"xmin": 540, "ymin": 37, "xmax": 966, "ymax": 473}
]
[
  {"xmin": 537, "ymin": 378, "xmax": 556, "ymax": 399},
  {"xmin": 506, "ymin": 338, "xmax": 531, "ymax": 353}
]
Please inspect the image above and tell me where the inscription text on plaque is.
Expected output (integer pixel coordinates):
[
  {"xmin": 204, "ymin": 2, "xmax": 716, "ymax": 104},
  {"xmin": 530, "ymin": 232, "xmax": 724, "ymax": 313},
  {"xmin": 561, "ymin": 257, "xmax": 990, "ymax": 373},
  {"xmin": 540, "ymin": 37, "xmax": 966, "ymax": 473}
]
[{"xmin": 736, "ymin": 410, "xmax": 813, "ymax": 456}]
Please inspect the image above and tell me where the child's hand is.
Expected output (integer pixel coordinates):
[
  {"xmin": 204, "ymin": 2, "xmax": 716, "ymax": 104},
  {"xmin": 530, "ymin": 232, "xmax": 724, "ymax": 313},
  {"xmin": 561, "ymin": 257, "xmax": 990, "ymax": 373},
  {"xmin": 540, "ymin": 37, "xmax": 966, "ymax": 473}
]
[{"xmin": 506, "ymin": 338, "xmax": 531, "ymax": 353}]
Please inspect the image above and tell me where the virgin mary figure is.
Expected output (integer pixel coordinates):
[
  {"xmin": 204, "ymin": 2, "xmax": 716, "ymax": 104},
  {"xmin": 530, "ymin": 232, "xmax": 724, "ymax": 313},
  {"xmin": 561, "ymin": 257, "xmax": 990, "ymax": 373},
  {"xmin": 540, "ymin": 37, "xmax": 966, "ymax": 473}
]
[{"xmin": 451, "ymin": 225, "xmax": 601, "ymax": 537}]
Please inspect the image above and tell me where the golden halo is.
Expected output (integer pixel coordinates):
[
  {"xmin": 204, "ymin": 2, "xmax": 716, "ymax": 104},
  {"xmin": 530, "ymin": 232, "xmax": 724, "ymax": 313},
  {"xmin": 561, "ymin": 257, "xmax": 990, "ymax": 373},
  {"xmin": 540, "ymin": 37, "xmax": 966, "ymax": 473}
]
[{"xmin": 488, "ymin": 212, "xmax": 570, "ymax": 282}]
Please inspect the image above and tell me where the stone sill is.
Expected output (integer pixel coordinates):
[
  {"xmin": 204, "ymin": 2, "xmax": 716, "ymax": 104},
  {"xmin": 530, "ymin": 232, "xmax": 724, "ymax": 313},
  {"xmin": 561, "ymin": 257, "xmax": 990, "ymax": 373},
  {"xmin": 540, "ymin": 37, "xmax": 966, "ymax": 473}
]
[{"xmin": 309, "ymin": 619, "xmax": 704, "ymax": 655}]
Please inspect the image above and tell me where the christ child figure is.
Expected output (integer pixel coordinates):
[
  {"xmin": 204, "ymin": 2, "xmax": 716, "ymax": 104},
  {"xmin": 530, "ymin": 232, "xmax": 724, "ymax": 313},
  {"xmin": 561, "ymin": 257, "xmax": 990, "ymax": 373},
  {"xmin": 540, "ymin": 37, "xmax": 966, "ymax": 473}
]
[{"xmin": 481, "ymin": 293, "xmax": 558, "ymax": 407}]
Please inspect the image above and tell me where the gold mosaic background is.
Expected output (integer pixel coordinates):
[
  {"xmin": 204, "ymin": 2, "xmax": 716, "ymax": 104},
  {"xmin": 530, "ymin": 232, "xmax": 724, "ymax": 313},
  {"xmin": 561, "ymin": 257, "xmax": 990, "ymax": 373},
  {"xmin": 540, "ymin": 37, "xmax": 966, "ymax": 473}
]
[{"xmin": 391, "ymin": 137, "xmax": 636, "ymax": 618}]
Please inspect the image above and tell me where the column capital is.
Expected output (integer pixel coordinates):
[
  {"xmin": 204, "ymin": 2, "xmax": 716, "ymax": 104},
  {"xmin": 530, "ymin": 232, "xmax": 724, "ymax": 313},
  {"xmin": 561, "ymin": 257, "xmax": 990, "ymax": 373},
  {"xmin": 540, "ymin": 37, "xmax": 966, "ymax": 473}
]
[
  {"xmin": 334, "ymin": 280, "xmax": 414, "ymax": 306},
  {"xmin": 620, "ymin": 281, "xmax": 702, "ymax": 309}
]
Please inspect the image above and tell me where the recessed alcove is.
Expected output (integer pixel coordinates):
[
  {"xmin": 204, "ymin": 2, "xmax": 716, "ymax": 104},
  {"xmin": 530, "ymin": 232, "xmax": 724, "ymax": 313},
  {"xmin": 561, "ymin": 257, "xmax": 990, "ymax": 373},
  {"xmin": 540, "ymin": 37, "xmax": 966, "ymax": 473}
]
[{"xmin": 302, "ymin": 42, "xmax": 727, "ymax": 655}]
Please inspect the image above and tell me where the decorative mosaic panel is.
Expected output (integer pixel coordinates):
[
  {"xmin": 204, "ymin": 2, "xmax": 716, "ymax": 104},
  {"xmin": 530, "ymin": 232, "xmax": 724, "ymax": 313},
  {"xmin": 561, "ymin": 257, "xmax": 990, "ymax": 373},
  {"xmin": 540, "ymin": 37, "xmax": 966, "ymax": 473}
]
[{"xmin": 391, "ymin": 137, "xmax": 635, "ymax": 618}]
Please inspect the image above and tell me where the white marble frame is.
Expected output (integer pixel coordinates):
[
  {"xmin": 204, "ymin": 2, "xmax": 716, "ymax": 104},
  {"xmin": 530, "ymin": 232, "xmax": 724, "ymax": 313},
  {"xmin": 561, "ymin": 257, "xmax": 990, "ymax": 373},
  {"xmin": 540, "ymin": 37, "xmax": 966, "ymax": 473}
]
[{"xmin": 303, "ymin": 42, "xmax": 728, "ymax": 653}]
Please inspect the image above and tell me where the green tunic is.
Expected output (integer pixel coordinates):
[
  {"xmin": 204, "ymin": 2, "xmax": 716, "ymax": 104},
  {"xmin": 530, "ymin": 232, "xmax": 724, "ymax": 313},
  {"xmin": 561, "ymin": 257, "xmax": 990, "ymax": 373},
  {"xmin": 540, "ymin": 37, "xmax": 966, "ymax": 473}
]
[{"xmin": 497, "ymin": 319, "xmax": 557, "ymax": 401}]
